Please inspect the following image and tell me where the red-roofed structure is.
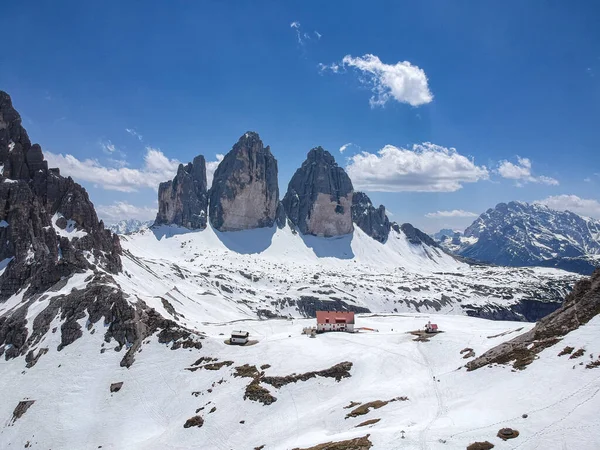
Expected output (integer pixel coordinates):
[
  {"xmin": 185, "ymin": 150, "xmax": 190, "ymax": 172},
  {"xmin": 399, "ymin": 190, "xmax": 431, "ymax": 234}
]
[{"xmin": 316, "ymin": 311, "xmax": 355, "ymax": 333}]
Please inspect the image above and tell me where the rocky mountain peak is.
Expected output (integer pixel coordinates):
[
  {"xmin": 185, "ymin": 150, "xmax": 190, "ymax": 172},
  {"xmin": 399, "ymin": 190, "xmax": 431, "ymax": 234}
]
[
  {"xmin": 155, "ymin": 155, "xmax": 208, "ymax": 229},
  {"xmin": 351, "ymin": 191, "xmax": 390, "ymax": 242},
  {"xmin": 283, "ymin": 147, "xmax": 354, "ymax": 237},
  {"xmin": 209, "ymin": 131, "xmax": 279, "ymax": 231}
]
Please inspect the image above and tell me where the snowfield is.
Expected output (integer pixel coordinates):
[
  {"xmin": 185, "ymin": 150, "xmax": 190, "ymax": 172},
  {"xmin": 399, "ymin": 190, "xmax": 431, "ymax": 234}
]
[{"xmin": 1, "ymin": 313, "xmax": 599, "ymax": 449}]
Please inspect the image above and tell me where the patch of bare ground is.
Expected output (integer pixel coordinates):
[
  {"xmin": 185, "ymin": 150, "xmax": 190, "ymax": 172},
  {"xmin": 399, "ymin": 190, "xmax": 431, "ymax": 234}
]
[
  {"xmin": 345, "ymin": 397, "xmax": 408, "ymax": 419},
  {"xmin": 224, "ymin": 339, "xmax": 259, "ymax": 346},
  {"xmin": 262, "ymin": 362, "xmax": 352, "ymax": 388},
  {"xmin": 355, "ymin": 418, "xmax": 380, "ymax": 427},
  {"xmin": 569, "ymin": 348, "xmax": 585, "ymax": 359},
  {"xmin": 409, "ymin": 330, "xmax": 442, "ymax": 342},
  {"xmin": 497, "ymin": 428, "xmax": 519, "ymax": 440},
  {"xmin": 10, "ymin": 400, "xmax": 35, "ymax": 425},
  {"xmin": 467, "ymin": 442, "xmax": 494, "ymax": 450},
  {"xmin": 183, "ymin": 415, "xmax": 204, "ymax": 428},
  {"xmin": 558, "ymin": 346, "xmax": 574, "ymax": 356},
  {"xmin": 344, "ymin": 401, "xmax": 362, "ymax": 409},
  {"xmin": 586, "ymin": 358, "xmax": 600, "ymax": 369},
  {"xmin": 186, "ymin": 360, "xmax": 233, "ymax": 372},
  {"xmin": 460, "ymin": 348, "xmax": 475, "ymax": 358},
  {"xmin": 191, "ymin": 356, "xmax": 218, "ymax": 366},
  {"xmin": 291, "ymin": 434, "xmax": 373, "ymax": 450},
  {"xmin": 244, "ymin": 379, "xmax": 277, "ymax": 405},
  {"xmin": 234, "ymin": 364, "xmax": 260, "ymax": 378}
]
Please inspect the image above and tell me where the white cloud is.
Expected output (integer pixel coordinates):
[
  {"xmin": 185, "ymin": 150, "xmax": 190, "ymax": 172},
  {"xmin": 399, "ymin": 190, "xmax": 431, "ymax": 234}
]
[
  {"xmin": 101, "ymin": 141, "xmax": 117, "ymax": 154},
  {"xmin": 536, "ymin": 195, "xmax": 600, "ymax": 219},
  {"xmin": 206, "ymin": 154, "xmax": 224, "ymax": 187},
  {"xmin": 290, "ymin": 21, "xmax": 307, "ymax": 45},
  {"xmin": 339, "ymin": 143, "xmax": 352, "ymax": 153},
  {"xmin": 425, "ymin": 210, "xmax": 479, "ymax": 219},
  {"xmin": 96, "ymin": 201, "xmax": 157, "ymax": 224},
  {"xmin": 321, "ymin": 54, "xmax": 433, "ymax": 107},
  {"xmin": 315, "ymin": 31, "xmax": 322, "ymax": 39},
  {"xmin": 497, "ymin": 157, "xmax": 558, "ymax": 186},
  {"xmin": 125, "ymin": 128, "xmax": 143, "ymax": 141},
  {"xmin": 45, "ymin": 147, "xmax": 181, "ymax": 192},
  {"xmin": 346, "ymin": 142, "xmax": 489, "ymax": 192}
]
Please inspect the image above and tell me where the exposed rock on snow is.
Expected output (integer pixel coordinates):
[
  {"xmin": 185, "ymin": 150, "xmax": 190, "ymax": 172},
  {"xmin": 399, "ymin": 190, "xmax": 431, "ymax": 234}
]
[
  {"xmin": 466, "ymin": 268, "xmax": 600, "ymax": 371},
  {"xmin": 283, "ymin": 147, "xmax": 354, "ymax": 237},
  {"xmin": 209, "ymin": 132, "xmax": 279, "ymax": 231},
  {"xmin": 155, "ymin": 155, "xmax": 208, "ymax": 230},
  {"xmin": 10, "ymin": 400, "xmax": 35, "ymax": 425},
  {"xmin": 351, "ymin": 192, "xmax": 390, "ymax": 243}
]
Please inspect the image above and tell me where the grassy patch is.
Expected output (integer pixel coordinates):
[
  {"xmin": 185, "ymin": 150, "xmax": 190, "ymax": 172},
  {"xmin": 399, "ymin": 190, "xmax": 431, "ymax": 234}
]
[
  {"xmin": 291, "ymin": 434, "xmax": 372, "ymax": 450},
  {"xmin": 234, "ymin": 364, "xmax": 260, "ymax": 378},
  {"xmin": 345, "ymin": 397, "xmax": 408, "ymax": 419},
  {"xmin": 244, "ymin": 379, "xmax": 277, "ymax": 405},
  {"xmin": 355, "ymin": 418, "xmax": 381, "ymax": 427},
  {"xmin": 183, "ymin": 415, "xmax": 204, "ymax": 428},
  {"xmin": 558, "ymin": 346, "xmax": 574, "ymax": 356},
  {"xmin": 467, "ymin": 442, "xmax": 494, "ymax": 450},
  {"xmin": 569, "ymin": 348, "xmax": 585, "ymax": 359}
]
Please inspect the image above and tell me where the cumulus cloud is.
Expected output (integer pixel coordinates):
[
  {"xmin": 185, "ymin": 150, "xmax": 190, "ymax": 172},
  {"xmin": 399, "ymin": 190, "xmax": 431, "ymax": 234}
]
[
  {"xmin": 96, "ymin": 201, "xmax": 157, "ymax": 224},
  {"xmin": 536, "ymin": 195, "xmax": 600, "ymax": 219},
  {"xmin": 425, "ymin": 210, "xmax": 479, "ymax": 219},
  {"xmin": 45, "ymin": 147, "xmax": 180, "ymax": 192},
  {"xmin": 321, "ymin": 54, "xmax": 433, "ymax": 107},
  {"xmin": 125, "ymin": 128, "xmax": 143, "ymax": 141},
  {"xmin": 497, "ymin": 157, "xmax": 558, "ymax": 186},
  {"xmin": 346, "ymin": 142, "xmax": 488, "ymax": 192},
  {"xmin": 206, "ymin": 154, "xmax": 224, "ymax": 188}
]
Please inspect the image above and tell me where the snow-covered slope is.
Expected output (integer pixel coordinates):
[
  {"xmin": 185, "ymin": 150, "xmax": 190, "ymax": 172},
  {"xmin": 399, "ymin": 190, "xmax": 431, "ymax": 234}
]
[
  {"xmin": 115, "ymin": 223, "xmax": 578, "ymax": 323},
  {"xmin": 107, "ymin": 219, "xmax": 153, "ymax": 235},
  {"xmin": 2, "ymin": 311, "xmax": 599, "ymax": 449},
  {"xmin": 438, "ymin": 201, "xmax": 600, "ymax": 275}
]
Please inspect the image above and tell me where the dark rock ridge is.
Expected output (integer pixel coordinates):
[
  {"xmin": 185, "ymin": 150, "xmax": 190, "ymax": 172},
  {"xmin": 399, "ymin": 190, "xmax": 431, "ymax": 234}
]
[
  {"xmin": 155, "ymin": 155, "xmax": 208, "ymax": 229},
  {"xmin": 209, "ymin": 132, "xmax": 279, "ymax": 231},
  {"xmin": 283, "ymin": 147, "xmax": 354, "ymax": 237},
  {"xmin": 399, "ymin": 223, "xmax": 441, "ymax": 248},
  {"xmin": 466, "ymin": 268, "xmax": 600, "ymax": 371},
  {"xmin": 0, "ymin": 91, "xmax": 200, "ymax": 366},
  {"xmin": 351, "ymin": 192, "xmax": 390, "ymax": 242},
  {"xmin": 445, "ymin": 201, "xmax": 600, "ymax": 275},
  {"xmin": 0, "ymin": 91, "xmax": 121, "ymax": 300}
]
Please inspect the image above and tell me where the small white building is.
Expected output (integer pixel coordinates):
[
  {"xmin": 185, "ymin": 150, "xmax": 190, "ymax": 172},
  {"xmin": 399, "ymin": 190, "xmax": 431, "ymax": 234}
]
[{"xmin": 230, "ymin": 330, "xmax": 249, "ymax": 345}]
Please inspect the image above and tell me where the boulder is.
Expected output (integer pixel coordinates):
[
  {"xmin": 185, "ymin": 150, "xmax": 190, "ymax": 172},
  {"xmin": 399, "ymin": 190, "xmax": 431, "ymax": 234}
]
[
  {"xmin": 209, "ymin": 132, "xmax": 279, "ymax": 231},
  {"xmin": 155, "ymin": 155, "xmax": 208, "ymax": 229},
  {"xmin": 282, "ymin": 147, "xmax": 354, "ymax": 237},
  {"xmin": 351, "ymin": 192, "xmax": 390, "ymax": 242}
]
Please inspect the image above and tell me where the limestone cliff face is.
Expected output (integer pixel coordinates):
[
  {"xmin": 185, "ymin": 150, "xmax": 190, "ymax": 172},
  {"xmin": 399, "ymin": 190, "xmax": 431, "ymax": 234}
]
[
  {"xmin": 209, "ymin": 132, "xmax": 279, "ymax": 231},
  {"xmin": 0, "ymin": 91, "xmax": 121, "ymax": 301},
  {"xmin": 155, "ymin": 155, "xmax": 208, "ymax": 229},
  {"xmin": 351, "ymin": 192, "xmax": 390, "ymax": 243},
  {"xmin": 283, "ymin": 147, "xmax": 354, "ymax": 237}
]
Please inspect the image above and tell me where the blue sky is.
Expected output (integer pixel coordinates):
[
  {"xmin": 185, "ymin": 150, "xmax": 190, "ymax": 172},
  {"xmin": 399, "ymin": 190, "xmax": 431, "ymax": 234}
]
[{"xmin": 2, "ymin": 1, "xmax": 599, "ymax": 232}]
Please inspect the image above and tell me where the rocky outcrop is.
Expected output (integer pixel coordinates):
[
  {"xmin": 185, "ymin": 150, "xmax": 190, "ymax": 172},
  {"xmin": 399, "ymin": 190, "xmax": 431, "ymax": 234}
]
[
  {"xmin": 283, "ymin": 147, "xmax": 354, "ymax": 237},
  {"xmin": 0, "ymin": 91, "xmax": 200, "ymax": 367},
  {"xmin": 209, "ymin": 132, "xmax": 279, "ymax": 231},
  {"xmin": 155, "ymin": 155, "xmax": 208, "ymax": 229},
  {"xmin": 466, "ymin": 269, "xmax": 600, "ymax": 371},
  {"xmin": 399, "ymin": 223, "xmax": 440, "ymax": 248},
  {"xmin": 0, "ymin": 91, "xmax": 121, "ymax": 301},
  {"xmin": 351, "ymin": 192, "xmax": 390, "ymax": 242}
]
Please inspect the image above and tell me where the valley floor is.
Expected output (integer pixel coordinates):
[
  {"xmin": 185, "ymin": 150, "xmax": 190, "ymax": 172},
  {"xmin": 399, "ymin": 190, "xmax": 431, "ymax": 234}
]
[{"xmin": 2, "ymin": 313, "xmax": 600, "ymax": 449}]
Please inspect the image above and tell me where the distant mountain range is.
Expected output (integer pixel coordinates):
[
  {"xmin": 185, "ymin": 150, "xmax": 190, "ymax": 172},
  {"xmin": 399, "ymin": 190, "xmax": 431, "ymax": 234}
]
[
  {"xmin": 436, "ymin": 201, "xmax": 600, "ymax": 274},
  {"xmin": 107, "ymin": 219, "xmax": 153, "ymax": 235}
]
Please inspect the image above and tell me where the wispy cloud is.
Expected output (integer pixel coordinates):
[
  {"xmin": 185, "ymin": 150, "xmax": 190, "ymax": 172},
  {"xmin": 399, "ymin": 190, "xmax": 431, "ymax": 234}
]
[
  {"xmin": 96, "ymin": 201, "xmax": 157, "ymax": 224},
  {"xmin": 206, "ymin": 154, "xmax": 225, "ymax": 188},
  {"xmin": 125, "ymin": 128, "xmax": 143, "ymax": 141},
  {"xmin": 536, "ymin": 195, "xmax": 600, "ymax": 219},
  {"xmin": 320, "ymin": 54, "xmax": 433, "ymax": 107},
  {"xmin": 346, "ymin": 142, "xmax": 488, "ymax": 192},
  {"xmin": 425, "ymin": 210, "xmax": 479, "ymax": 219},
  {"xmin": 497, "ymin": 157, "xmax": 558, "ymax": 186},
  {"xmin": 290, "ymin": 21, "xmax": 320, "ymax": 46}
]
